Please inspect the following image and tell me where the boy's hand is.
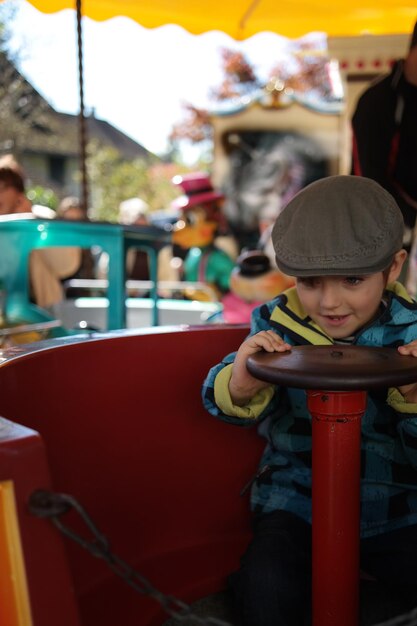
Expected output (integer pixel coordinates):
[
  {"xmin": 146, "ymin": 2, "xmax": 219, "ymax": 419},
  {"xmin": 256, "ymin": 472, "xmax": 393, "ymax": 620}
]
[
  {"xmin": 229, "ymin": 331, "xmax": 291, "ymax": 406},
  {"xmin": 397, "ymin": 341, "xmax": 417, "ymax": 402}
]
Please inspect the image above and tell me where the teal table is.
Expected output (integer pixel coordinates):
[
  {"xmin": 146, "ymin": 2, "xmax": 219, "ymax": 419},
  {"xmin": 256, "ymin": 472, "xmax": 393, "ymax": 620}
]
[{"xmin": 0, "ymin": 214, "xmax": 171, "ymax": 329}]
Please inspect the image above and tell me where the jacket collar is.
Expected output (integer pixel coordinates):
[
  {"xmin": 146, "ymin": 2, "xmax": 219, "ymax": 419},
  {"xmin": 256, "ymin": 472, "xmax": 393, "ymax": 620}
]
[{"xmin": 270, "ymin": 282, "xmax": 416, "ymax": 345}]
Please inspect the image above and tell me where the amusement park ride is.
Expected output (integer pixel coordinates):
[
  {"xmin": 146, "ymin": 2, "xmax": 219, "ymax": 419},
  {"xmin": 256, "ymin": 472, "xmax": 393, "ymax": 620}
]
[
  {"xmin": 0, "ymin": 1, "xmax": 417, "ymax": 625},
  {"xmin": 2, "ymin": 312, "xmax": 417, "ymax": 625},
  {"xmin": 1, "ymin": 199, "xmax": 417, "ymax": 626}
]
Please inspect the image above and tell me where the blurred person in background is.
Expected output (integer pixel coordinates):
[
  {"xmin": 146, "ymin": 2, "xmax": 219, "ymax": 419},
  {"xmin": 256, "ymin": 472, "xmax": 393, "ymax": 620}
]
[
  {"xmin": 119, "ymin": 197, "xmax": 151, "ymax": 282},
  {"xmin": 57, "ymin": 195, "xmax": 86, "ymax": 221},
  {"xmin": 0, "ymin": 155, "xmax": 80, "ymax": 310},
  {"xmin": 96, "ymin": 197, "xmax": 152, "ymax": 298},
  {"xmin": 351, "ymin": 20, "xmax": 417, "ymax": 257},
  {"xmin": 57, "ymin": 195, "xmax": 97, "ymax": 298}
]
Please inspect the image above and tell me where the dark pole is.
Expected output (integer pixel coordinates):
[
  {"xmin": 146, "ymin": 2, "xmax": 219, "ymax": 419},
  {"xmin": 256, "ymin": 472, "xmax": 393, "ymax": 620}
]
[{"xmin": 76, "ymin": 0, "xmax": 89, "ymax": 214}]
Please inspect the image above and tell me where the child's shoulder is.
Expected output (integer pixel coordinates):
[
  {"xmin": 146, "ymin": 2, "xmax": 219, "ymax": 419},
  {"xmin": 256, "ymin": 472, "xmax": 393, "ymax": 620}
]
[
  {"xmin": 387, "ymin": 281, "xmax": 417, "ymax": 306},
  {"xmin": 250, "ymin": 287, "xmax": 296, "ymax": 324},
  {"xmin": 258, "ymin": 286, "xmax": 294, "ymax": 309}
]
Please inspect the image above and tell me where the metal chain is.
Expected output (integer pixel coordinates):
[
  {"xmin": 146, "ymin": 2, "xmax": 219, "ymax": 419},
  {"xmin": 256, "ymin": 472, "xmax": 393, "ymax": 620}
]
[
  {"xmin": 28, "ymin": 489, "xmax": 417, "ymax": 626},
  {"xmin": 28, "ymin": 490, "xmax": 232, "ymax": 626}
]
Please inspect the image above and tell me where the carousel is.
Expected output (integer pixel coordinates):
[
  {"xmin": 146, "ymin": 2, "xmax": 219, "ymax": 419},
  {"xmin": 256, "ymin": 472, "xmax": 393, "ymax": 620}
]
[{"xmin": 0, "ymin": 1, "xmax": 416, "ymax": 625}]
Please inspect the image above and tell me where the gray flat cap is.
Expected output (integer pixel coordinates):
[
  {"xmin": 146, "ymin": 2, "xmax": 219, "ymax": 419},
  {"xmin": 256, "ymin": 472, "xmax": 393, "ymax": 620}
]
[{"xmin": 272, "ymin": 175, "xmax": 404, "ymax": 277}]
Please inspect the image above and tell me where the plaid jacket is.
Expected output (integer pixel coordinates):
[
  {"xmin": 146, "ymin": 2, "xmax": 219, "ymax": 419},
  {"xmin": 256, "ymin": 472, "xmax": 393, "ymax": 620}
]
[{"xmin": 202, "ymin": 282, "xmax": 417, "ymax": 537}]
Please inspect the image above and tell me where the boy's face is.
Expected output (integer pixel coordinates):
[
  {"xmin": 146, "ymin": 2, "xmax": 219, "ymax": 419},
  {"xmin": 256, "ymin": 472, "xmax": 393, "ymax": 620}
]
[{"xmin": 295, "ymin": 251, "xmax": 407, "ymax": 339}]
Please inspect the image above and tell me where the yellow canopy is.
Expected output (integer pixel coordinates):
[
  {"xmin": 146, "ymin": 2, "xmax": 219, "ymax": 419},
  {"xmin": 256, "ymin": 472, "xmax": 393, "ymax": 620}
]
[{"xmin": 21, "ymin": 0, "xmax": 417, "ymax": 40}]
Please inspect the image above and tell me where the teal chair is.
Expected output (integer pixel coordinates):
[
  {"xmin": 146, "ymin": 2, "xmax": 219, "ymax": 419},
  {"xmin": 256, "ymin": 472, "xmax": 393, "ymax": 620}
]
[{"xmin": 0, "ymin": 214, "xmax": 171, "ymax": 330}]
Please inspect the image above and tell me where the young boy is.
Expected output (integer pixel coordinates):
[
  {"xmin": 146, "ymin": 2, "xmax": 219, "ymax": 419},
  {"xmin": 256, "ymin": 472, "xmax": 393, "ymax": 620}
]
[{"xmin": 202, "ymin": 175, "xmax": 417, "ymax": 626}]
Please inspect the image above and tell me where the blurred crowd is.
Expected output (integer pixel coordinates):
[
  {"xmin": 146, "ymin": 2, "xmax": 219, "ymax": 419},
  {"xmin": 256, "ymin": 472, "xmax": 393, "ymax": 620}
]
[{"xmin": 0, "ymin": 19, "xmax": 416, "ymax": 324}]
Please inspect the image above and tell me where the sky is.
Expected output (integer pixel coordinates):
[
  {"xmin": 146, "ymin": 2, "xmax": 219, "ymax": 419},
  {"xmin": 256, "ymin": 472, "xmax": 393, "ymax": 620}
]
[{"xmin": 5, "ymin": 0, "xmax": 323, "ymax": 160}]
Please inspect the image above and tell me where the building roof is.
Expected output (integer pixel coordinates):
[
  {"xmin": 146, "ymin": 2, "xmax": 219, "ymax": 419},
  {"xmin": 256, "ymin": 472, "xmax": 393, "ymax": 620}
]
[{"xmin": 0, "ymin": 53, "xmax": 156, "ymax": 161}]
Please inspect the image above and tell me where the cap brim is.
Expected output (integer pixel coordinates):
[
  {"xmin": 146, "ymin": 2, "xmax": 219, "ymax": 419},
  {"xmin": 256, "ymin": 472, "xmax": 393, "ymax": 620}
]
[
  {"xmin": 275, "ymin": 253, "xmax": 395, "ymax": 277},
  {"xmin": 171, "ymin": 191, "xmax": 224, "ymax": 210}
]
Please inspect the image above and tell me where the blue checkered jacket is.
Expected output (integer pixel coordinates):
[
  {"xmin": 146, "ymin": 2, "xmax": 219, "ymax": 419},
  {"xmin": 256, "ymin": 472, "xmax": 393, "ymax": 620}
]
[{"xmin": 202, "ymin": 283, "xmax": 417, "ymax": 537}]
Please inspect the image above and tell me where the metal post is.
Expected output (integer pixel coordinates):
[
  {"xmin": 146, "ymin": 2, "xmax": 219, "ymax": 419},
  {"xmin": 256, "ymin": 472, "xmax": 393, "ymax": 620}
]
[
  {"xmin": 76, "ymin": 0, "xmax": 89, "ymax": 214},
  {"xmin": 307, "ymin": 389, "xmax": 366, "ymax": 626}
]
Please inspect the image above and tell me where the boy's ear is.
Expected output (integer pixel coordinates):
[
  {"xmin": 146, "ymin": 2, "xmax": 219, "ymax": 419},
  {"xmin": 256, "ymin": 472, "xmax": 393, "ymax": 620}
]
[{"xmin": 387, "ymin": 249, "xmax": 408, "ymax": 283}]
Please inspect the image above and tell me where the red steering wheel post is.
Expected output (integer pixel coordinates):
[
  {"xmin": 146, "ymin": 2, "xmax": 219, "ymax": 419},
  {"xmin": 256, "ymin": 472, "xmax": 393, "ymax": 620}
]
[
  {"xmin": 308, "ymin": 390, "xmax": 366, "ymax": 626},
  {"xmin": 246, "ymin": 345, "xmax": 417, "ymax": 626}
]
